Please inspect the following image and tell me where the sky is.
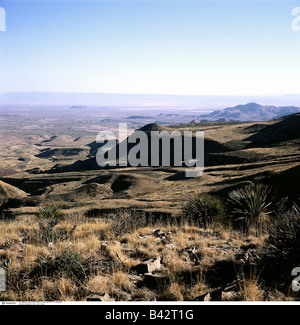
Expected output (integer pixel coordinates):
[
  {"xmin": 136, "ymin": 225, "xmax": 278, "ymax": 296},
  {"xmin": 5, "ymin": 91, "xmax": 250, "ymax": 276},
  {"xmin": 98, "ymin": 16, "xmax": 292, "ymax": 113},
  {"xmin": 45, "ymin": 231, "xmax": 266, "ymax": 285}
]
[{"xmin": 0, "ymin": 0, "xmax": 300, "ymax": 96}]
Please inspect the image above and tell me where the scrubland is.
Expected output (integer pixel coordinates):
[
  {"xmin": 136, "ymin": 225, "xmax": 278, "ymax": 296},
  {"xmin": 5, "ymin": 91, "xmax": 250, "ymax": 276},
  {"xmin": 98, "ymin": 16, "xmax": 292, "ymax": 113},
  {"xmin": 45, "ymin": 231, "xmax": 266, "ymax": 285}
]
[{"xmin": 0, "ymin": 183, "xmax": 299, "ymax": 302}]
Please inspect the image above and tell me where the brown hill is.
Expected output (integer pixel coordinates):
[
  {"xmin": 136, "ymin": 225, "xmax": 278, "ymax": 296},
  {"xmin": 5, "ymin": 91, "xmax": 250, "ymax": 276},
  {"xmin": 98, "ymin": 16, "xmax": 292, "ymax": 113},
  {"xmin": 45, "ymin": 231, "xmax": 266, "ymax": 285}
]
[
  {"xmin": 0, "ymin": 181, "xmax": 27, "ymax": 207},
  {"xmin": 138, "ymin": 123, "xmax": 171, "ymax": 133},
  {"xmin": 85, "ymin": 173, "xmax": 162, "ymax": 195},
  {"xmin": 247, "ymin": 113, "xmax": 300, "ymax": 145}
]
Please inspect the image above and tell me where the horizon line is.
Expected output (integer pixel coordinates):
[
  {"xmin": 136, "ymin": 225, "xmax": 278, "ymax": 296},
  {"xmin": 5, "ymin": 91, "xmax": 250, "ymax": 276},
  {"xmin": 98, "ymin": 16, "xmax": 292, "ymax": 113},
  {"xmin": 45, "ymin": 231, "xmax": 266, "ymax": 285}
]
[{"xmin": 1, "ymin": 91, "xmax": 300, "ymax": 97}]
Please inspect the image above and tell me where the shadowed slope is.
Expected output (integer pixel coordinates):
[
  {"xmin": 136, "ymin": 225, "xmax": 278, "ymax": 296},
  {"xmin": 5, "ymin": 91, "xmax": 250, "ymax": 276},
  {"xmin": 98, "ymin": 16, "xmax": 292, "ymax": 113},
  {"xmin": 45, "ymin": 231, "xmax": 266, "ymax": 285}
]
[
  {"xmin": 247, "ymin": 113, "xmax": 300, "ymax": 145},
  {"xmin": 0, "ymin": 180, "xmax": 27, "ymax": 207}
]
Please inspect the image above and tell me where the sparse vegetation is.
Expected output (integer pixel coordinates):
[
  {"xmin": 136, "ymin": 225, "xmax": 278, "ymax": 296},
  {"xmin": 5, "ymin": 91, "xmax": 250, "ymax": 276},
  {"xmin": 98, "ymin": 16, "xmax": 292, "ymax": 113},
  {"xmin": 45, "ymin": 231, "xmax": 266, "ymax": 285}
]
[
  {"xmin": 259, "ymin": 203, "xmax": 300, "ymax": 294},
  {"xmin": 228, "ymin": 183, "xmax": 275, "ymax": 234},
  {"xmin": 182, "ymin": 194, "xmax": 226, "ymax": 228},
  {"xmin": 104, "ymin": 209, "xmax": 149, "ymax": 238},
  {"xmin": 1, "ymin": 192, "xmax": 298, "ymax": 302},
  {"xmin": 0, "ymin": 111, "xmax": 299, "ymax": 302},
  {"xmin": 38, "ymin": 204, "xmax": 62, "ymax": 220}
]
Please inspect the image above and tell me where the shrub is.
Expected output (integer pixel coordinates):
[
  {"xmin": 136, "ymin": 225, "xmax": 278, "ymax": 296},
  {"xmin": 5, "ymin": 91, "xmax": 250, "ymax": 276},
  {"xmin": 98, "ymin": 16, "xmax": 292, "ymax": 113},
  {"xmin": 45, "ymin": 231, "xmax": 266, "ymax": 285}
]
[
  {"xmin": 228, "ymin": 183, "xmax": 274, "ymax": 233},
  {"xmin": 38, "ymin": 204, "xmax": 62, "ymax": 220},
  {"xmin": 267, "ymin": 203, "xmax": 300, "ymax": 269},
  {"xmin": 105, "ymin": 209, "xmax": 148, "ymax": 238},
  {"xmin": 30, "ymin": 204, "xmax": 75, "ymax": 245},
  {"xmin": 54, "ymin": 249, "xmax": 86, "ymax": 282},
  {"xmin": 31, "ymin": 249, "xmax": 86, "ymax": 284},
  {"xmin": 259, "ymin": 203, "xmax": 300, "ymax": 294},
  {"xmin": 34, "ymin": 222, "xmax": 76, "ymax": 245},
  {"xmin": 182, "ymin": 194, "xmax": 226, "ymax": 228}
]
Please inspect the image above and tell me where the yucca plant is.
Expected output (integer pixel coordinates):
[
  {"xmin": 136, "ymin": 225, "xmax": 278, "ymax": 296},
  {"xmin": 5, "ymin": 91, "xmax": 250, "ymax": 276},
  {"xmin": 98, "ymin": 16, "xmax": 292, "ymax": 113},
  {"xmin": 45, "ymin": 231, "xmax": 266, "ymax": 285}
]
[
  {"xmin": 182, "ymin": 193, "xmax": 226, "ymax": 228},
  {"xmin": 260, "ymin": 203, "xmax": 300, "ymax": 293},
  {"xmin": 228, "ymin": 183, "xmax": 274, "ymax": 233},
  {"xmin": 38, "ymin": 204, "xmax": 62, "ymax": 220},
  {"xmin": 267, "ymin": 203, "xmax": 300, "ymax": 265},
  {"xmin": 36, "ymin": 204, "xmax": 66, "ymax": 247}
]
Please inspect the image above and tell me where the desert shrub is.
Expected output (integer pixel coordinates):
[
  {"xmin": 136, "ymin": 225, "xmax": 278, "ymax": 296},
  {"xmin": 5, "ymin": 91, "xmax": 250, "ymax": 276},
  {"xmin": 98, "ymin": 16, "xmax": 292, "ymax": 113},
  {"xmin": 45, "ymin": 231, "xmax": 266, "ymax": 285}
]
[
  {"xmin": 228, "ymin": 183, "xmax": 275, "ymax": 233},
  {"xmin": 31, "ymin": 248, "xmax": 86, "ymax": 284},
  {"xmin": 266, "ymin": 204, "xmax": 300, "ymax": 269},
  {"xmin": 38, "ymin": 204, "xmax": 62, "ymax": 220},
  {"xmin": 54, "ymin": 249, "xmax": 86, "ymax": 282},
  {"xmin": 105, "ymin": 209, "xmax": 148, "ymax": 238},
  {"xmin": 259, "ymin": 203, "xmax": 300, "ymax": 294},
  {"xmin": 29, "ymin": 204, "xmax": 76, "ymax": 245},
  {"xmin": 35, "ymin": 222, "xmax": 76, "ymax": 245},
  {"xmin": 182, "ymin": 194, "xmax": 226, "ymax": 228}
]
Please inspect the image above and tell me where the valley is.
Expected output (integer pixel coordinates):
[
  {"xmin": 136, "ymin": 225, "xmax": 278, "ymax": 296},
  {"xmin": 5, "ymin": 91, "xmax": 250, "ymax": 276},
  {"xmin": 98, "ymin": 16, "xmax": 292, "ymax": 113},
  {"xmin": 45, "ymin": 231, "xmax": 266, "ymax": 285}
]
[
  {"xmin": 0, "ymin": 105, "xmax": 299, "ymax": 220},
  {"xmin": 0, "ymin": 104, "xmax": 299, "ymax": 302}
]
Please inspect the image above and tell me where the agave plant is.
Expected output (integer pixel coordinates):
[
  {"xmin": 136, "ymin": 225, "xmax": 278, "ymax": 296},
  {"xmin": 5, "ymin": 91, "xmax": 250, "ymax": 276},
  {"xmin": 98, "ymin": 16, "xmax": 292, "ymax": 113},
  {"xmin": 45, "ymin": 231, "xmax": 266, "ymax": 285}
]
[
  {"xmin": 259, "ymin": 203, "xmax": 300, "ymax": 292},
  {"xmin": 36, "ymin": 204, "xmax": 64, "ymax": 247},
  {"xmin": 182, "ymin": 193, "xmax": 226, "ymax": 228},
  {"xmin": 38, "ymin": 204, "xmax": 62, "ymax": 220},
  {"xmin": 228, "ymin": 183, "xmax": 274, "ymax": 233}
]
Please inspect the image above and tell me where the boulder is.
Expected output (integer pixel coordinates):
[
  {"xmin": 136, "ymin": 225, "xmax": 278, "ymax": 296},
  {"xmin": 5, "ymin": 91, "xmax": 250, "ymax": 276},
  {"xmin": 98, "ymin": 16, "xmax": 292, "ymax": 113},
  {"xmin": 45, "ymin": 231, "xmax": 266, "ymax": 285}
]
[
  {"xmin": 131, "ymin": 257, "xmax": 161, "ymax": 274},
  {"xmin": 143, "ymin": 273, "xmax": 169, "ymax": 289}
]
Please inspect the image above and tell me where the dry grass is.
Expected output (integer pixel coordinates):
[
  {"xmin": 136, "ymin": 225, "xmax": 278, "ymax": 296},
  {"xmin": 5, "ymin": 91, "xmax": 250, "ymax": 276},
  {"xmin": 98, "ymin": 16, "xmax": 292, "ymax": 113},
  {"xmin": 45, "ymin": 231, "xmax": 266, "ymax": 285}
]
[{"xmin": 0, "ymin": 208, "xmax": 292, "ymax": 302}]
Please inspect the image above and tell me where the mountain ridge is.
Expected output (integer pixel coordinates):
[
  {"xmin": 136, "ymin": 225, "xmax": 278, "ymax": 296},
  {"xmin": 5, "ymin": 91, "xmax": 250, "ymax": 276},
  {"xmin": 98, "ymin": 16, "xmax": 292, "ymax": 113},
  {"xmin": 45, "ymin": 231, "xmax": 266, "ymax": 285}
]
[{"xmin": 191, "ymin": 102, "xmax": 300, "ymax": 123}]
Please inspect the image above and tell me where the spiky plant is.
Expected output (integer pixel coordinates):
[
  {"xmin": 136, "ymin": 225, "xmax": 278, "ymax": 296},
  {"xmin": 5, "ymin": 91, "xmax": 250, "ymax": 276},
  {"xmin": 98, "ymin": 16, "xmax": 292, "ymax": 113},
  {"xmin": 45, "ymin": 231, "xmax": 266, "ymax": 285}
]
[
  {"xmin": 228, "ymin": 183, "xmax": 274, "ymax": 233},
  {"xmin": 259, "ymin": 203, "xmax": 300, "ymax": 294},
  {"xmin": 267, "ymin": 203, "xmax": 300, "ymax": 268},
  {"xmin": 182, "ymin": 194, "xmax": 226, "ymax": 228},
  {"xmin": 38, "ymin": 204, "xmax": 62, "ymax": 220},
  {"xmin": 36, "ymin": 204, "xmax": 65, "ymax": 247}
]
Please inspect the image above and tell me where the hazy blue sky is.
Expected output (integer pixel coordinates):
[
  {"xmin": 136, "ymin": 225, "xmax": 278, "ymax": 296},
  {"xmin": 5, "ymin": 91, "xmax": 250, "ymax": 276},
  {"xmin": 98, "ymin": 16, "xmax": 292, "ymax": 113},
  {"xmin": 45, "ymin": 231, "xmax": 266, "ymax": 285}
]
[{"xmin": 0, "ymin": 0, "xmax": 299, "ymax": 95}]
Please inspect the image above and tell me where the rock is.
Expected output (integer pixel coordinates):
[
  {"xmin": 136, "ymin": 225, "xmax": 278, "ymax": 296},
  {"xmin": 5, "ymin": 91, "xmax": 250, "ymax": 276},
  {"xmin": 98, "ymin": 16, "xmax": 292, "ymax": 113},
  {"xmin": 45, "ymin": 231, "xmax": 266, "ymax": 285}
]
[
  {"xmin": 86, "ymin": 294, "xmax": 100, "ymax": 301},
  {"xmin": 235, "ymin": 250, "xmax": 260, "ymax": 265},
  {"xmin": 153, "ymin": 229, "xmax": 166, "ymax": 237},
  {"xmin": 196, "ymin": 289, "xmax": 234, "ymax": 301},
  {"xmin": 196, "ymin": 280, "xmax": 241, "ymax": 301},
  {"xmin": 131, "ymin": 257, "xmax": 161, "ymax": 274},
  {"xmin": 186, "ymin": 246, "xmax": 198, "ymax": 253},
  {"xmin": 195, "ymin": 293, "xmax": 211, "ymax": 301},
  {"xmin": 143, "ymin": 273, "xmax": 169, "ymax": 289},
  {"xmin": 184, "ymin": 246, "xmax": 203, "ymax": 265},
  {"xmin": 100, "ymin": 243, "xmax": 110, "ymax": 256},
  {"xmin": 48, "ymin": 242, "xmax": 54, "ymax": 249},
  {"xmin": 128, "ymin": 274, "xmax": 144, "ymax": 284},
  {"xmin": 86, "ymin": 293, "xmax": 115, "ymax": 302}
]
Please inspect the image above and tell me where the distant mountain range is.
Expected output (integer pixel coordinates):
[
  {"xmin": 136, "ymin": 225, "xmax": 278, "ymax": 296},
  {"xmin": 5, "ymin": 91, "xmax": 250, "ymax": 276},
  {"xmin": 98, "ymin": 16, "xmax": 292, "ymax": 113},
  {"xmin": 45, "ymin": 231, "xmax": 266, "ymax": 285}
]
[
  {"xmin": 1, "ymin": 92, "xmax": 300, "ymax": 109},
  {"xmin": 190, "ymin": 103, "xmax": 300, "ymax": 123}
]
